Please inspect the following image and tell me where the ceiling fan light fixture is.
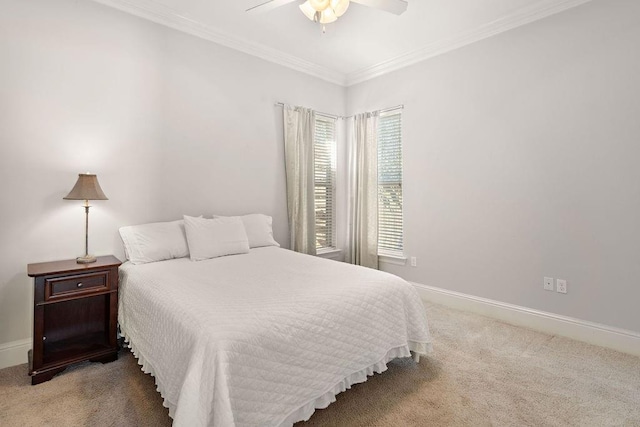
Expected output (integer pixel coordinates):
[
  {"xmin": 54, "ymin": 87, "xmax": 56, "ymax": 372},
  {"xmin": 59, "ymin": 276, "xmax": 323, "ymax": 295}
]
[
  {"xmin": 331, "ymin": 0, "xmax": 350, "ymax": 17},
  {"xmin": 309, "ymin": 0, "xmax": 331, "ymax": 12},
  {"xmin": 299, "ymin": 1, "xmax": 317, "ymax": 20},
  {"xmin": 300, "ymin": 0, "xmax": 349, "ymax": 30},
  {"xmin": 254, "ymin": 0, "xmax": 408, "ymax": 32},
  {"xmin": 318, "ymin": 7, "xmax": 338, "ymax": 23}
]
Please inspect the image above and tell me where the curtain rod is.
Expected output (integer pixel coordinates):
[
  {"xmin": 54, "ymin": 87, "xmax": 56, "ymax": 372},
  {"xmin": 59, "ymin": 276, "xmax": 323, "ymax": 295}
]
[
  {"xmin": 274, "ymin": 102, "xmax": 343, "ymax": 120},
  {"xmin": 274, "ymin": 103, "xmax": 404, "ymax": 120}
]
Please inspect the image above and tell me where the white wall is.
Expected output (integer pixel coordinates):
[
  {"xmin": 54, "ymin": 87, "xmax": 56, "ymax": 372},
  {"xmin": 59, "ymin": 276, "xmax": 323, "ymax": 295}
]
[
  {"xmin": 2, "ymin": 0, "xmax": 638, "ymax": 367},
  {"xmin": 0, "ymin": 0, "xmax": 345, "ymax": 357},
  {"xmin": 348, "ymin": 0, "xmax": 640, "ymax": 333}
]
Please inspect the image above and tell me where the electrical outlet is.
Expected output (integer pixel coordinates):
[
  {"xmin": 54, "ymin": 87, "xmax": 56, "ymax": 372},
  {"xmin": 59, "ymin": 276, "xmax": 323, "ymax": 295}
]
[
  {"xmin": 544, "ymin": 277, "xmax": 554, "ymax": 291},
  {"xmin": 410, "ymin": 257, "xmax": 417, "ymax": 267},
  {"xmin": 556, "ymin": 279, "xmax": 567, "ymax": 294}
]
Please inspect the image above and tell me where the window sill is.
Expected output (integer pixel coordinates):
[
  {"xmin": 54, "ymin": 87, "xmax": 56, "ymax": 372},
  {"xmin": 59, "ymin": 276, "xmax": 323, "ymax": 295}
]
[
  {"xmin": 316, "ymin": 248, "xmax": 343, "ymax": 260},
  {"xmin": 378, "ymin": 253, "xmax": 407, "ymax": 266}
]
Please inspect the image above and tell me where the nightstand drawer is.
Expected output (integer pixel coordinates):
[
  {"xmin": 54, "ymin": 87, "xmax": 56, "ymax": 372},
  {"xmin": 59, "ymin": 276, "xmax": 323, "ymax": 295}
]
[{"xmin": 45, "ymin": 272, "xmax": 109, "ymax": 301}]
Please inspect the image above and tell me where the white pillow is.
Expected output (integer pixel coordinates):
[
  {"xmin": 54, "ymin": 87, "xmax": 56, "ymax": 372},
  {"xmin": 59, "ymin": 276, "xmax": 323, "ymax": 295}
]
[
  {"xmin": 183, "ymin": 215, "xmax": 250, "ymax": 261},
  {"xmin": 213, "ymin": 214, "xmax": 280, "ymax": 248},
  {"xmin": 119, "ymin": 220, "xmax": 190, "ymax": 265}
]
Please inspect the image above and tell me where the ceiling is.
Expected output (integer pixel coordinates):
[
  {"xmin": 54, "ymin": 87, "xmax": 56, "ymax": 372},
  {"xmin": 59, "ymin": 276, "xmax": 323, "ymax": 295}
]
[{"xmin": 92, "ymin": 0, "xmax": 592, "ymax": 86}]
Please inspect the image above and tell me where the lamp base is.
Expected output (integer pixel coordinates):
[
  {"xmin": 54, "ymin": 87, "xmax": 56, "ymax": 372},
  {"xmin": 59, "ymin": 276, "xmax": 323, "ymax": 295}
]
[{"xmin": 76, "ymin": 255, "xmax": 97, "ymax": 264}]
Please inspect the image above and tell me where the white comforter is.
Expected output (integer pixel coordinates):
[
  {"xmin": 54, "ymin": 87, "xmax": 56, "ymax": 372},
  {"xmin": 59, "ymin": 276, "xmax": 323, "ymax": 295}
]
[{"xmin": 118, "ymin": 247, "xmax": 432, "ymax": 427}]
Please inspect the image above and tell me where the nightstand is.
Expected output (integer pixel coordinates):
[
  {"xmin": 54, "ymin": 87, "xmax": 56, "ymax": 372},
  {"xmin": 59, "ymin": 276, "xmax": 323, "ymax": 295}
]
[{"xmin": 27, "ymin": 255, "xmax": 121, "ymax": 385}]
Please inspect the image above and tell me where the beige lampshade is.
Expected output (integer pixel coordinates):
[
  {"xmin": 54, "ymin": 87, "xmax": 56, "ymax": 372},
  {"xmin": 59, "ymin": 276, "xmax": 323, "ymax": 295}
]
[{"xmin": 63, "ymin": 173, "xmax": 108, "ymax": 201}]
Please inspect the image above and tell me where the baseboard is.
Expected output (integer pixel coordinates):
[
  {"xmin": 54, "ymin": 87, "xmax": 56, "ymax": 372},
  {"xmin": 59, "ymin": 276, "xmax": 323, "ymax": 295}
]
[
  {"xmin": 412, "ymin": 282, "xmax": 640, "ymax": 357},
  {"xmin": 0, "ymin": 338, "xmax": 31, "ymax": 370}
]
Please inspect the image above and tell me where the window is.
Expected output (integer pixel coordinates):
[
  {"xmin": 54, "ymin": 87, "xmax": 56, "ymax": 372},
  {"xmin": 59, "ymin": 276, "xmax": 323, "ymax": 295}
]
[
  {"xmin": 377, "ymin": 109, "xmax": 403, "ymax": 256},
  {"xmin": 314, "ymin": 115, "xmax": 337, "ymax": 250}
]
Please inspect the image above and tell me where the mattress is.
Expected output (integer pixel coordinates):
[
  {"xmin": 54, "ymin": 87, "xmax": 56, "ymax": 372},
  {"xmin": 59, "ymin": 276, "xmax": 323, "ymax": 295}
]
[{"xmin": 118, "ymin": 246, "xmax": 432, "ymax": 426}]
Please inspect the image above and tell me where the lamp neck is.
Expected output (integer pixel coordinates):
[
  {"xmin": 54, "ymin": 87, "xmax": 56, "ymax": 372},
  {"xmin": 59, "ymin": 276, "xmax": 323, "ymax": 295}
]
[{"xmin": 83, "ymin": 201, "xmax": 91, "ymax": 257}]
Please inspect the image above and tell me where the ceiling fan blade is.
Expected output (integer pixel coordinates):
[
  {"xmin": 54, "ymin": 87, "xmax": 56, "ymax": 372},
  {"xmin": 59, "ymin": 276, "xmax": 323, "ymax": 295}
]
[
  {"xmin": 351, "ymin": 0, "xmax": 408, "ymax": 15},
  {"xmin": 246, "ymin": 0, "xmax": 298, "ymax": 13}
]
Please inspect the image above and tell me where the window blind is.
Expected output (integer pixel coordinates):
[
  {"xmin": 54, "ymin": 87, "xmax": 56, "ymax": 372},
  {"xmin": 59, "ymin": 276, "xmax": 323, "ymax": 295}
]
[
  {"xmin": 378, "ymin": 110, "xmax": 403, "ymax": 255},
  {"xmin": 314, "ymin": 115, "xmax": 337, "ymax": 250}
]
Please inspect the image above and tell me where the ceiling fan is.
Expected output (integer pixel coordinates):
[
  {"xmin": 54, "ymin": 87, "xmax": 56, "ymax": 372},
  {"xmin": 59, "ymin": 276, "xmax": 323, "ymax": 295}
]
[{"xmin": 246, "ymin": 0, "xmax": 408, "ymax": 31}]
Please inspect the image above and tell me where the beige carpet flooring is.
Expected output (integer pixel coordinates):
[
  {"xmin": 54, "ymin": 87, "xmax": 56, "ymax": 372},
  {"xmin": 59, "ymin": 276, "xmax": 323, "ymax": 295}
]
[{"xmin": 1, "ymin": 302, "xmax": 639, "ymax": 426}]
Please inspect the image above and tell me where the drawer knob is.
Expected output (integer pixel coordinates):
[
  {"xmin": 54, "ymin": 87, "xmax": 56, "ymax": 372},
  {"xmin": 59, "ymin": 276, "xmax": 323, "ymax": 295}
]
[
  {"xmin": 77, "ymin": 283, "xmax": 83, "ymax": 288},
  {"xmin": 43, "ymin": 336, "xmax": 46, "ymax": 341}
]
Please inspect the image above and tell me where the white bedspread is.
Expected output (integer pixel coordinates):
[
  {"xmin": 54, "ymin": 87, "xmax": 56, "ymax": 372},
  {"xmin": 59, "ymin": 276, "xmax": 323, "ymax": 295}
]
[{"xmin": 118, "ymin": 247, "xmax": 432, "ymax": 427}]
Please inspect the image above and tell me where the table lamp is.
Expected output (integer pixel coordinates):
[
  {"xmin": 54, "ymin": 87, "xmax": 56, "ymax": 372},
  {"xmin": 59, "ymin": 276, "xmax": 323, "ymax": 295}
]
[{"xmin": 63, "ymin": 173, "xmax": 108, "ymax": 263}]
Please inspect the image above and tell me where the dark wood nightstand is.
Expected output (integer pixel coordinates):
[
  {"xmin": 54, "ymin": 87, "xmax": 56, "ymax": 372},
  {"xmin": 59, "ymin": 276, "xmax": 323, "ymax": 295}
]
[{"xmin": 27, "ymin": 255, "xmax": 121, "ymax": 385}]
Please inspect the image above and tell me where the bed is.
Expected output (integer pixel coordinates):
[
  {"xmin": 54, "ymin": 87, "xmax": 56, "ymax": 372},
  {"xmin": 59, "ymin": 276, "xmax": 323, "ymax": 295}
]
[{"xmin": 118, "ymin": 245, "xmax": 432, "ymax": 426}]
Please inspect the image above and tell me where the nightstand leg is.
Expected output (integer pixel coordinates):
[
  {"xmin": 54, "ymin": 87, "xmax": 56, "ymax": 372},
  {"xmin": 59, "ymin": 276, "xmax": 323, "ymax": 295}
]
[{"xmin": 31, "ymin": 367, "xmax": 67, "ymax": 385}]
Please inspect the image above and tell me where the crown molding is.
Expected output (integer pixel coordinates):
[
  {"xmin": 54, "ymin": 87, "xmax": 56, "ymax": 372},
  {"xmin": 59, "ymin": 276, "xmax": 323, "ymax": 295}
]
[
  {"xmin": 91, "ymin": 0, "xmax": 592, "ymax": 88},
  {"xmin": 91, "ymin": 0, "xmax": 348, "ymax": 86},
  {"xmin": 345, "ymin": 0, "xmax": 593, "ymax": 86}
]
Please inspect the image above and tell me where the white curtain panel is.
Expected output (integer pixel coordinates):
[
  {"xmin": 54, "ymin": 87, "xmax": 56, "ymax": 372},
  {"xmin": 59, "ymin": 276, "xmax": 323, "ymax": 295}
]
[
  {"xmin": 284, "ymin": 106, "xmax": 317, "ymax": 255},
  {"xmin": 347, "ymin": 112, "xmax": 379, "ymax": 269}
]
